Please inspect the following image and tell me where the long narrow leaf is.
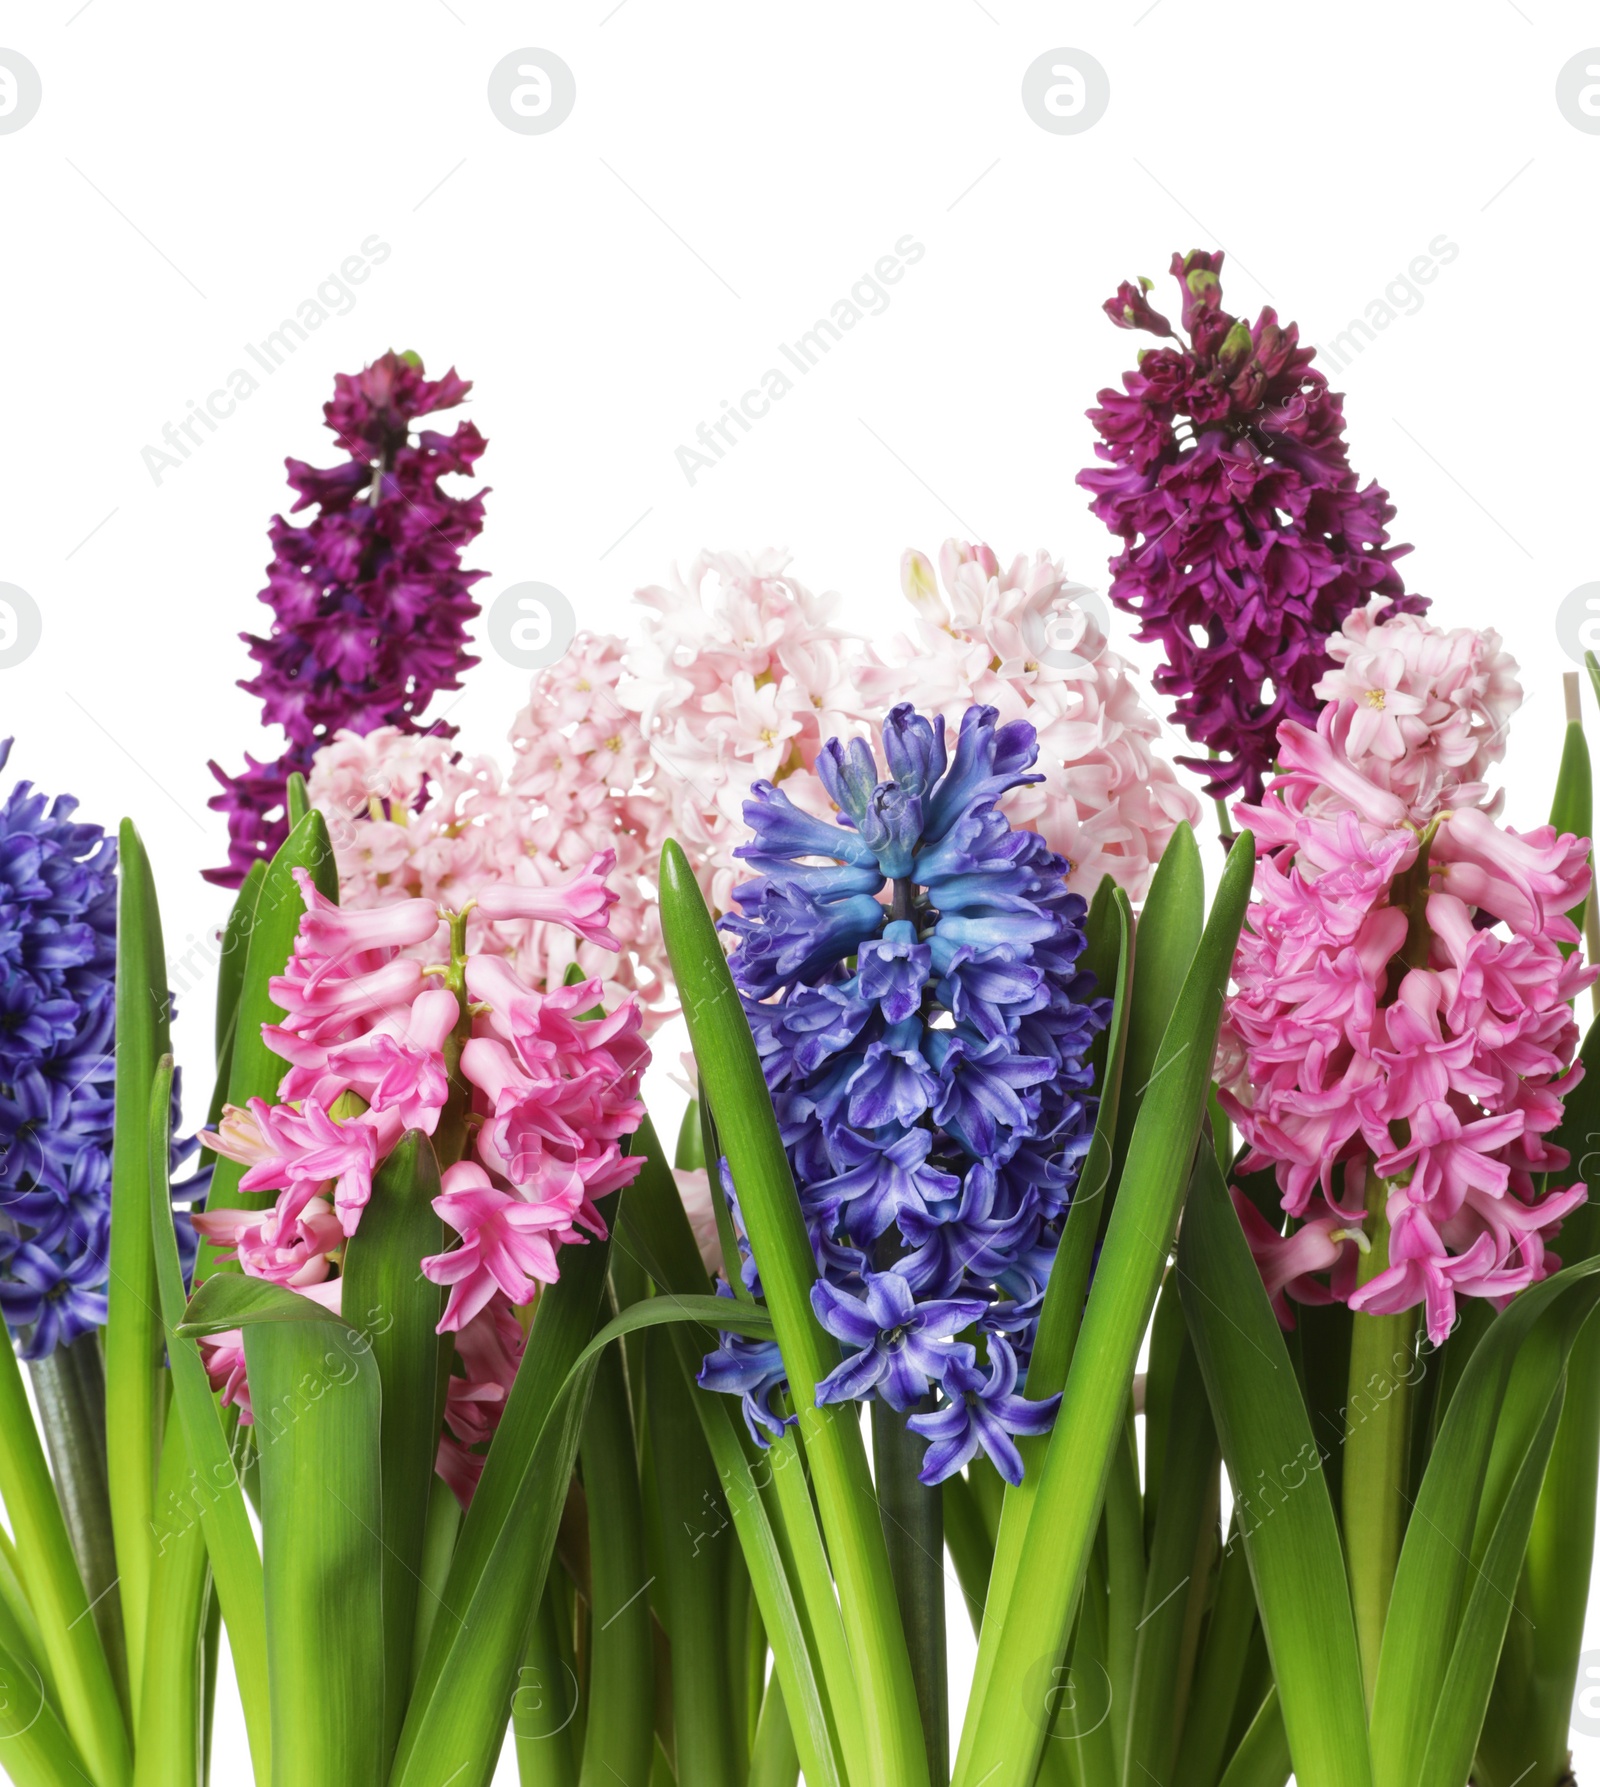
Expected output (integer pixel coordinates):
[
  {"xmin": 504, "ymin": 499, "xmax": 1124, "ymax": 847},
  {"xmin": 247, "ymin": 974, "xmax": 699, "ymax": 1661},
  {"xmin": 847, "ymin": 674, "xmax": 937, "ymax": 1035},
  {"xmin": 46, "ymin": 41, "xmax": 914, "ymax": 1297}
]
[
  {"xmin": 147, "ymin": 1056, "xmax": 270, "ymax": 1782},
  {"xmin": 953, "ymin": 827, "xmax": 1251, "ymax": 1787},
  {"xmin": 0, "ymin": 1633, "xmax": 94, "ymax": 1787},
  {"xmin": 197, "ymin": 811, "xmax": 337, "ymax": 1279},
  {"xmin": 1176, "ymin": 1150, "xmax": 1372, "ymax": 1787},
  {"xmin": 659, "ymin": 840, "xmax": 926, "ymax": 1787},
  {"xmin": 338, "ymin": 1131, "xmax": 448, "ymax": 1764},
  {"xmin": 107, "ymin": 819, "xmax": 169, "ymax": 1704}
]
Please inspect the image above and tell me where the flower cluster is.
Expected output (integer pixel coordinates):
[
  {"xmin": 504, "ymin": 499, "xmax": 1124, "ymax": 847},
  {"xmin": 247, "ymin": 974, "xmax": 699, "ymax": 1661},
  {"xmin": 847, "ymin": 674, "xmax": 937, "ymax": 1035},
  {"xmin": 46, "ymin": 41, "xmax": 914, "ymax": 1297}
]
[
  {"xmin": 861, "ymin": 539, "xmax": 1200, "ymax": 899},
  {"xmin": 616, "ymin": 549, "xmax": 875, "ymax": 914},
  {"xmin": 1079, "ymin": 250, "xmax": 1426, "ymax": 806},
  {"xmin": 0, "ymin": 744, "xmax": 202, "ymax": 1355},
  {"xmin": 196, "ymin": 853, "xmax": 648, "ymax": 1502},
  {"xmin": 207, "ymin": 351, "xmax": 488, "ymax": 887},
  {"xmin": 308, "ymin": 646, "xmax": 672, "ymax": 1027},
  {"xmin": 1217, "ymin": 606, "xmax": 1593, "ymax": 1344},
  {"xmin": 702, "ymin": 704, "xmax": 1109, "ymax": 1484}
]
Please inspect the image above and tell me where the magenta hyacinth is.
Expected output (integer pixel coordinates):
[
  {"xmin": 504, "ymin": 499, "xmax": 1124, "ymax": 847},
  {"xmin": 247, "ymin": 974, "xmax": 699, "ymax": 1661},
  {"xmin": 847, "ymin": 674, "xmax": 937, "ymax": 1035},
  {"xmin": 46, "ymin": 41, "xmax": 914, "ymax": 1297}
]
[
  {"xmin": 206, "ymin": 351, "xmax": 488, "ymax": 887},
  {"xmin": 1079, "ymin": 250, "xmax": 1426, "ymax": 805}
]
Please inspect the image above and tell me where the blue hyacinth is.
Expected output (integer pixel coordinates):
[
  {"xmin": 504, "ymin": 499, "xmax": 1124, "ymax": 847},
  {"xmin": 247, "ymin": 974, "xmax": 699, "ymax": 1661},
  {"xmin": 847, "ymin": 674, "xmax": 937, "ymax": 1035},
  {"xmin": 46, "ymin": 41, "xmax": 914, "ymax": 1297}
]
[
  {"xmin": 0, "ymin": 741, "xmax": 202, "ymax": 1357},
  {"xmin": 699, "ymin": 704, "xmax": 1110, "ymax": 1485}
]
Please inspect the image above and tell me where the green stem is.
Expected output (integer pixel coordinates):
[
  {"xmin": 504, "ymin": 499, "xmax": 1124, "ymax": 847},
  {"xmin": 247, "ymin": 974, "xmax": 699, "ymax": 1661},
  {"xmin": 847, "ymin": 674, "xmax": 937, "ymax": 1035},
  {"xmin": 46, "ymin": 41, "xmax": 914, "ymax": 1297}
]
[
  {"xmin": 27, "ymin": 1334, "xmax": 128, "ymax": 1719},
  {"xmin": 517, "ymin": 1586, "xmax": 580, "ymax": 1787},
  {"xmin": 1343, "ymin": 1189, "xmax": 1415, "ymax": 1710},
  {"xmin": 748, "ymin": 1671, "xmax": 801, "ymax": 1787},
  {"xmin": 871, "ymin": 1399, "xmax": 947, "ymax": 1786}
]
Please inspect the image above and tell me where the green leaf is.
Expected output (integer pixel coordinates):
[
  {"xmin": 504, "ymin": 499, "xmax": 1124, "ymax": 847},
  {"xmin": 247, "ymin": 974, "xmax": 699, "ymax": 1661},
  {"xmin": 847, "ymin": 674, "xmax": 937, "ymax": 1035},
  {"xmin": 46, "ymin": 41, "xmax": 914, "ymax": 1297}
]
[
  {"xmin": 1111, "ymin": 823, "xmax": 1204, "ymax": 1186},
  {"xmin": 107, "ymin": 818, "xmax": 169, "ymax": 1706},
  {"xmin": 1370, "ymin": 1253, "xmax": 1600, "ymax": 1787},
  {"xmin": 244, "ymin": 1316, "xmax": 384, "ymax": 1785},
  {"xmin": 576, "ymin": 1339, "xmax": 656, "ymax": 1787},
  {"xmin": 391, "ymin": 1193, "xmax": 621, "ymax": 1787},
  {"xmin": 615, "ymin": 1116, "xmax": 851, "ymax": 1787},
  {"xmin": 177, "ymin": 1272, "xmax": 359, "ymax": 1338},
  {"xmin": 131, "ymin": 1412, "xmax": 211, "ymax": 1786},
  {"xmin": 1174, "ymin": 1521, "xmax": 1262, "ymax": 1787},
  {"xmin": 952, "ymin": 827, "xmax": 1253, "ymax": 1787},
  {"xmin": 0, "ymin": 1634, "xmax": 96, "ymax": 1787},
  {"xmin": 1549, "ymin": 719, "xmax": 1592, "ymax": 950},
  {"xmin": 659, "ymin": 838, "xmax": 927, "ymax": 1787},
  {"xmin": 1176, "ymin": 1150, "xmax": 1372, "ymax": 1787},
  {"xmin": 285, "ymin": 772, "xmax": 310, "ymax": 829},
  {"xmin": 1215, "ymin": 1689, "xmax": 1291, "ymax": 1787},
  {"xmin": 971, "ymin": 883, "xmax": 1133, "ymax": 1708},
  {"xmin": 214, "ymin": 860, "xmax": 266, "ymax": 1072},
  {"xmin": 147, "ymin": 1055, "xmax": 271, "ymax": 1782},
  {"xmin": 337, "ymin": 1132, "xmax": 449, "ymax": 1764},
  {"xmin": 1123, "ymin": 1333, "xmax": 1219, "ymax": 1786},
  {"xmin": 198, "ymin": 810, "xmax": 337, "ymax": 1281}
]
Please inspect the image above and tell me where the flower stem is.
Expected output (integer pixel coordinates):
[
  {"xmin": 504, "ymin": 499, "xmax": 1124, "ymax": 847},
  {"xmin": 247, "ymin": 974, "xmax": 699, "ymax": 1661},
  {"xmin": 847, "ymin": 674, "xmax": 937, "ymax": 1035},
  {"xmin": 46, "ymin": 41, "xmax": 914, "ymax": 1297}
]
[
  {"xmin": 871, "ymin": 1398, "xmax": 947, "ymax": 1786},
  {"xmin": 1342, "ymin": 1186, "xmax": 1415, "ymax": 1709}
]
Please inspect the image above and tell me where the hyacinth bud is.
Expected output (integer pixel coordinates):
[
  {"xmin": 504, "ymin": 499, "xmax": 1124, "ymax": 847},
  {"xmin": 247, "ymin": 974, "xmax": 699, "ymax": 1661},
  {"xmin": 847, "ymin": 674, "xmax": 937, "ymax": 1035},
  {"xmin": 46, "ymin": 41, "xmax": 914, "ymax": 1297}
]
[{"xmin": 900, "ymin": 548, "xmax": 947, "ymax": 624}]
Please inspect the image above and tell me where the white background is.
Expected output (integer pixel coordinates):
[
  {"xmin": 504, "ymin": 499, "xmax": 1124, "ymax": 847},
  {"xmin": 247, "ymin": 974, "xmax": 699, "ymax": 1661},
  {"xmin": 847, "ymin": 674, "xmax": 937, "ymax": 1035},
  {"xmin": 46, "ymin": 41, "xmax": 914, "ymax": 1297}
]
[{"xmin": 3, "ymin": 1, "xmax": 1600, "ymax": 1778}]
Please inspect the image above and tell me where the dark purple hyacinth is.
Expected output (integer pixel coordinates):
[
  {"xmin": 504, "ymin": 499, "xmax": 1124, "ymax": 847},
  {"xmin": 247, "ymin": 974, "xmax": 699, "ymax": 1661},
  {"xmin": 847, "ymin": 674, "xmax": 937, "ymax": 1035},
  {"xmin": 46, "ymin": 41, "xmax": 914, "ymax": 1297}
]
[
  {"xmin": 699, "ymin": 704, "xmax": 1109, "ymax": 1485},
  {"xmin": 206, "ymin": 351, "xmax": 488, "ymax": 886},
  {"xmin": 1078, "ymin": 250, "xmax": 1426, "ymax": 806},
  {"xmin": 0, "ymin": 741, "xmax": 203, "ymax": 1355}
]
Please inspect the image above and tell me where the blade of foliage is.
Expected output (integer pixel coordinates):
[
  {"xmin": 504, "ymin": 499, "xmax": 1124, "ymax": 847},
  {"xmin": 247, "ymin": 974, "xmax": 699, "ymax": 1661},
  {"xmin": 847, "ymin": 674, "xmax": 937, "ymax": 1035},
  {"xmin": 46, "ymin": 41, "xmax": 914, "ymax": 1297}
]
[
  {"xmin": 1176, "ymin": 1149, "xmax": 1373, "ymax": 1787},
  {"xmin": 577, "ymin": 1339, "xmax": 655, "ymax": 1787},
  {"xmin": 658, "ymin": 838, "xmax": 927, "ymax": 1787},
  {"xmin": 1419, "ymin": 1386, "xmax": 1565, "ymax": 1787},
  {"xmin": 953, "ymin": 825, "xmax": 1250, "ymax": 1787},
  {"xmin": 1123, "ymin": 1334, "xmax": 1219, "ymax": 1785},
  {"xmin": 1215, "ymin": 1689, "xmax": 1291, "ymax": 1787},
  {"xmin": 1370, "ymin": 1251, "xmax": 1600, "ymax": 1787},
  {"xmin": 243, "ymin": 1313, "xmax": 383, "ymax": 1786},
  {"xmin": 391, "ymin": 1192, "xmax": 620, "ymax": 1787},
  {"xmin": 207, "ymin": 860, "xmax": 266, "ymax": 1139},
  {"xmin": 937, "ymin": 883, "xmax": 1133, "ymax": 1708},
  {"xmin": 131, "ymin": 1413, "xmax": 210, "ymax": 1786},
  {"xmin": 197, "ymin": 809, "xmax": 337, "ymax": 1280},
  {"xmin": 1174, "ymin": 1521, "xmax": 1260, "ymax": 1787},
  {"xmin": 107, "ymin": 818, "xmax": 169, "ymax": 1705},
  {"xmin": 0, "ymin": 1633, "xmax": 95, "ymax": 1787},
  {"xmin": 648, "ymin": 1329, "xmax": 740, "ymax": 1787},
  {"xmin": 148, "ymin": 1055, "xmax": 271, "ymax": 1781},
  {"xmin": 338, "ymin": 1130, "xmax": 449, "ymax": 1765}
]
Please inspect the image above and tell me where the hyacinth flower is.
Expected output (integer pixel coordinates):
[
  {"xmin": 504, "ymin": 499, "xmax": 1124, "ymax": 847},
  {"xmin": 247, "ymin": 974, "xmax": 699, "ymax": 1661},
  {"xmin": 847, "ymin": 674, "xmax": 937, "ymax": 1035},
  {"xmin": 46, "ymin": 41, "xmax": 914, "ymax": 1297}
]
[
  {"xmin": 861, "ymin": 537, "xmax": 1201, "ymax": 900},
  {"xmin": 702, "ymin": 702, "xmax": 1108, "ymax": 1483},
  {"xmin": 616, "ymin": 548, "xmax": 877, "ymax": 914},
  {"xmin": 206, "ymin": 350, "xmax": 488, "ymax": 887},
  {"xmin": 1215, "ymin": 602, "xmax": 1592, "ymax": 1694},
  {"xmin": 1079, "ymin": 249, "xmax": 1426, "ymax": 809},
  {"xmin": 306, "ymin": 634, "xmax": 674, "ymax": 1028},
  {"xmin": 196, "ymin": 848, "xmax": 648, "ymax": 1503}
]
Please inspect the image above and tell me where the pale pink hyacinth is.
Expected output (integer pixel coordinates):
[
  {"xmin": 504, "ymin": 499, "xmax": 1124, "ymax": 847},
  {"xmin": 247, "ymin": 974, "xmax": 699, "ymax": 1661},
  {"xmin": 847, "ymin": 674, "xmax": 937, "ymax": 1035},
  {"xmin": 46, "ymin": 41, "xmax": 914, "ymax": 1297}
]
[
  {"xmin": 194, "ymin": 855, "xmax": 648, "ymax": 1500},
  {"xmin": 615, "ymin": 549, "xmax": 875, "ymax": 914},
  {"xmin": 1217, "ymin": 601, "xmax": 1594, "ymax": 1345},
  {"xmin": 860, "ymin": 540, "xmax": 1200, "ymax": 900},
  {"xmin": 308, "ymin": 658, "xmax": 673, "ymax": 1027}
]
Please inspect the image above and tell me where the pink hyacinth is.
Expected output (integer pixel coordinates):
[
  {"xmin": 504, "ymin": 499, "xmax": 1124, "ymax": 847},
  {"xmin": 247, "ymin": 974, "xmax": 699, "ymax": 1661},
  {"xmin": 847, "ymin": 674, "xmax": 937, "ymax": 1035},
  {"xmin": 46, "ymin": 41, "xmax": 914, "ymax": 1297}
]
[
  {"xmin": 195, "ymin": 854, "xmax": 648, "ymax": 1498},
  {"xmin": 1218, "ymin": 601, "xmax": 1594, "ymax": 1345},
  {"xmin": 307, "ymin": 687, "xmax": 673, "ymax": 1031},
  {"xmin": 614, "ymin": 549, "xmax": 876, "ymax": 915},
  {"xmin": 860, "ymin": 540, "xmax": 1200, "ymax": 900}
]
